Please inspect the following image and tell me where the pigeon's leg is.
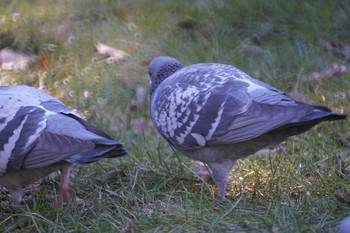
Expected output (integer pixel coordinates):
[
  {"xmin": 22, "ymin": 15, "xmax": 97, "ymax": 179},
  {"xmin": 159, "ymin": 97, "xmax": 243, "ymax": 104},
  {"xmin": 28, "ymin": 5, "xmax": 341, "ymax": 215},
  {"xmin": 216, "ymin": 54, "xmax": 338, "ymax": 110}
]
[
  {"xmin": 58, "ymin": 165, "xmax": 73, "ymax": 204},
  {"xmin": 207, "ymin": 160, "xmax": 235, "ymax": 200}
]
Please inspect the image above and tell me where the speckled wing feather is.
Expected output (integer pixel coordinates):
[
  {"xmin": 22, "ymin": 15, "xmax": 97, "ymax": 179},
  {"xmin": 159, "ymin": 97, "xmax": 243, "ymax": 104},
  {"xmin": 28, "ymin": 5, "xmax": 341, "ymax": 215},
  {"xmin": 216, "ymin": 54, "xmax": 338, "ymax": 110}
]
[{"xmin": 151, "ymin": 64, "xmax": 251, "ymax": 149}]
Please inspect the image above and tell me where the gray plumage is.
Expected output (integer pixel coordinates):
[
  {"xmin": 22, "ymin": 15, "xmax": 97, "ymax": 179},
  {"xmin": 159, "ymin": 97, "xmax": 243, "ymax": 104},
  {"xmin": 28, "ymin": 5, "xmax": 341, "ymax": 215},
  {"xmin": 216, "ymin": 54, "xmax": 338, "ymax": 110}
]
[
  {"xmin": 339, "ymin": 216, "xmax": 350, "ymax": 233},
  {"xmin": 0, "ymin": 85, "xmax": 127, "ymax": 203},
  {"xmin": 149, "ymin": 56, "xmax": 346, "ymax": 199}
]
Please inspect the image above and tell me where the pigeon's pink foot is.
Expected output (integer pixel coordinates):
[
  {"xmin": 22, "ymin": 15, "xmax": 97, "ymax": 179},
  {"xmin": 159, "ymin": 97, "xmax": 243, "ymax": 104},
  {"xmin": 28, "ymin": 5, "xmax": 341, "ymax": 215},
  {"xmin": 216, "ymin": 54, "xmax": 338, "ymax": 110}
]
[{"xmin": 58, "ymin": 165, "xmax": 73, "ymax": 204}]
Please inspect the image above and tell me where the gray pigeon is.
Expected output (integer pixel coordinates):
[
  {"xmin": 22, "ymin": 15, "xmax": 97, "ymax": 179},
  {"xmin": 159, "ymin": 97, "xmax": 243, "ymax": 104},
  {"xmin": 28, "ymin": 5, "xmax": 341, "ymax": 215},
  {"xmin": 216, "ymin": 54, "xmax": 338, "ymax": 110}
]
[
  {"xmin": 149, "ymin": 56, "xmax": 346, "ymax": 200},
  {"xmin": 0, "ymin": 85, "xmax": 127, "ymax": 203}
]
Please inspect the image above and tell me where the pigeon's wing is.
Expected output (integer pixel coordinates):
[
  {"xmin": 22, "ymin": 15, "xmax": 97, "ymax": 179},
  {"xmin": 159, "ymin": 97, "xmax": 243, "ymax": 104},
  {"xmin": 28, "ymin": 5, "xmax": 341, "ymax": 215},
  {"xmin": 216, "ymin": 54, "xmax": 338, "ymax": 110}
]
[
  {"xmin": 151, "ymin": 64, "xmax": 255, "ymax": 150},
  {"xmin": 0, "ymin": 85, "xmax": 126, "ymax": 172},
  {"xmin": 206, "ymin": 65, "xmax": 345, "ymax": 145},
  {"xmin": 21, "ymin": 100, "xmax": 126, "ymax": 168},
  {"xmin": 0, "ymin": 86, "xmax": 50, "ymax": 173}
]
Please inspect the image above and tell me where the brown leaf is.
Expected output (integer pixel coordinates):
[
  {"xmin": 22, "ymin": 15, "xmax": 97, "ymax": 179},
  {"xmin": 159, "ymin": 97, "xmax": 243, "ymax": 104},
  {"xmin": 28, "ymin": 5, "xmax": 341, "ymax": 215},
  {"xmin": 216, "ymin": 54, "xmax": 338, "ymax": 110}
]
[
  {"xmin": 95, "ymin": 42, "xmax": 128, "ymax": 61},
  {"xmin": 135, "ymin": 85, "xmax": 147, "ymax": 105},
  {"xmin": 128, "ymin": 99, "xmax": 138, "ymax": 111},
  {"xmin": 122, "ymin": 217, "xmax": 135, "ymax": 233},
  {"xmin": 53, "ymin": 19, "xmax": 73, "ymax": 37},
  {"xmin": 272, "ymin": 225, "xmax": 281, "ymax": 233},
  {"xmin": 177, "ymin": 18, "xmax": 197, "ymax": 30},
  {"xmin": 105, "ymin": 169, "xmax": 126, "ymax": 180},
  {"xmin": 310, "ymin": 62, "xmax": 347, "ymax": 80},
  {"xmin": 335, "ymin": 189, "xmax": 346, "ymax": 203},
  {"xmin": 241, "ymin": 45, "xmax": 265, "ymax": 55},
  {"xmin": 0, "ymin": 48, "xmax": 36, "ymax": 70},
  {"xmin": 320, "ymin": 40, "xmax": 350, "ymax": 60},
  {"xmin": 131, "ymin": 118, "xmax": 145, "ymax": 134}
]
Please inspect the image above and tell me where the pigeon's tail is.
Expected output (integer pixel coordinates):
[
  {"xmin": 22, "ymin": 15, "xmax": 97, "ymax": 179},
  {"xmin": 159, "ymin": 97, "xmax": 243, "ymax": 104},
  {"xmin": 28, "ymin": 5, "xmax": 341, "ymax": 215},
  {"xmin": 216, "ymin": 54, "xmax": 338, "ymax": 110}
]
[
  {"xmin": 309, "ymin": 105, "xmax": 347, "ymax": 122},
  {"xmin": 67, "ymin": 139, "xmax": 127, "ymax": 165},
  {"xmin": 63, "ymin": 114, "xmax": 127, "ymax": 165},
  {"xmin": 274, "ymin": 104, "xmax": 346, "ymax": 138}
]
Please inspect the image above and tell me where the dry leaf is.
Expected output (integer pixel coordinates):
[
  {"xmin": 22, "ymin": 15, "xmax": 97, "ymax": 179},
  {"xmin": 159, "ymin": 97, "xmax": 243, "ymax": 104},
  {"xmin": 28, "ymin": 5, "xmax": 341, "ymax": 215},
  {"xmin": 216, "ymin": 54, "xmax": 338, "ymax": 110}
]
[
  {"xmin": 272, "ymin": 225, "xmax": 281, "ymax": 233},
  {"xmin": 105, "ymin": 169, "xmax": 126, "ymax": 180},
  {"xmin": 54, "ymin": 19, "xmax": 73, "ymax": 37},
  {"xmin": 131, "ymin": 118, "xmax": 145, "ymax": 134},
  {"xmin": 335, "ymin": 189, "xmax": 346, "ymax": 203},
  {"xmin": 95, "ymin": 42, "xmax": 128, "ymax": 61},
  {"xmin": 241, "ymin": 45, "xmax": 265, "ymax": 55},
  {"xmin": 311, "ymin": 63, "xmax": 347, "ymax": 80},
  {"xmin": 128, "ymin": 99, "xmax": 138, "ymax": 111},
  {"xmin": 122, "ymin": 217, "xmax": 135, "ymax": 233},
  {"xmin": 135, "ymin": 85, "xmax": 147, "ymax": 105},
  {"xmin": 320, "ymin": 40, "xmax": 350, "ymax": 60},
  {"xmin": 0, "ymin": 48, "xmax": 36, "ymax": 70},
  {"xmin": 177, "ymin": 18, "xmax": 197, "ymax": 30}
]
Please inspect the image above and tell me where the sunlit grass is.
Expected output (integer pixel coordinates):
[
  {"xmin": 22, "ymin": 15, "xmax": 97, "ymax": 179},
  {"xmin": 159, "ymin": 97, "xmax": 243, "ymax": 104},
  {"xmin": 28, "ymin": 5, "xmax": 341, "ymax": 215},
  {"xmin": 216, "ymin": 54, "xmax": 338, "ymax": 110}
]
[{"xmin": 0, "ymin": 0, "xmax": 349, "ymax": 232}]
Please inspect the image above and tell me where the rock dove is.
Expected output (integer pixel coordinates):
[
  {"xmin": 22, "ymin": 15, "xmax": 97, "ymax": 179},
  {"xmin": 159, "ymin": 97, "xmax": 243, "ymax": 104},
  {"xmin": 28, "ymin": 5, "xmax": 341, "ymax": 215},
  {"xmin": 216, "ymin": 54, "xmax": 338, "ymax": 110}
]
[
  {"xmin": 0, "ymin": 85, "xmax": 127, "ymax": 203},
  {"xmin": 340, "ymin": 216, "xmax": 350, "ymax": 233},
  {"xmin": 148, "ymin": 56, "xmax": 346, "ymax": 200}
]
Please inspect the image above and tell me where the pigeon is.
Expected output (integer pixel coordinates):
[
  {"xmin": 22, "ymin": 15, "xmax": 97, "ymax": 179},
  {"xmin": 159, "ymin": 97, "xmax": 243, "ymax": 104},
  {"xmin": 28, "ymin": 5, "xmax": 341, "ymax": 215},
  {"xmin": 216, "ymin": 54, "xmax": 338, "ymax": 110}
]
[
  {"xmin": 148, "ymin": 56, "xmax": 346, "ymax": 200},
  {"xmin": 340, "ymin": 216, "xmax": 350, "ymax": 233},
  {"xmin": 0, "ymin": 85, "xmax": 127, "ymax": 204}
]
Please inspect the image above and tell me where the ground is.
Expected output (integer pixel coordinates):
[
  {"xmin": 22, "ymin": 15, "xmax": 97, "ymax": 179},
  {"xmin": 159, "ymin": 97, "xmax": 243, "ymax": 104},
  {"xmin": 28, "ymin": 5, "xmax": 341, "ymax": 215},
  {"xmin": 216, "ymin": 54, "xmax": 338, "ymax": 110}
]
[{"xmin": 0, "ymin": 0, "xmax": 349, "ymax": 232}]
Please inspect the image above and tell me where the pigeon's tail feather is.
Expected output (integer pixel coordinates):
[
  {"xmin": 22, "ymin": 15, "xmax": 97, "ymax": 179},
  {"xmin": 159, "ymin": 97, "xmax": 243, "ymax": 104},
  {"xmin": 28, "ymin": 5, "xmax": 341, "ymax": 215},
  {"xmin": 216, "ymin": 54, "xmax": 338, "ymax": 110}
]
[
  {"xmin": 67, "ymin": 142, "xmax": 127, "ymax": 165},
  {"xmin": 273, "ymin": 104, "xmax": 346, "ymax": 137},
  {"xmin": 309, "ymin": 105, "xmax": 347, "ymax": 122}
]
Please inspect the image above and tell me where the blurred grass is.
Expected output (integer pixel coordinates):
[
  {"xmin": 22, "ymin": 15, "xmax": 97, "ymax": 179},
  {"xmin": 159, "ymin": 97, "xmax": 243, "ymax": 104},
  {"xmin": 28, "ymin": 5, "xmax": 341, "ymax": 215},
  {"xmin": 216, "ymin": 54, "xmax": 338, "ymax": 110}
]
[{"xmin": 0, "ymin": 0, "xmax": 349, "ymax": 232}]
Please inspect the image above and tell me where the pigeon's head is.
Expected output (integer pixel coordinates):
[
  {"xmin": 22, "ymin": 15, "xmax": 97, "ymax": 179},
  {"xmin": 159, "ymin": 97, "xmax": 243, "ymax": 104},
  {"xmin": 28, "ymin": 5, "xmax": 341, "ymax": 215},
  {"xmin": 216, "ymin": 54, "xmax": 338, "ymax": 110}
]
[{"xmin": 148, "ymin": 56, "xmax": 184, "ymax": 96}]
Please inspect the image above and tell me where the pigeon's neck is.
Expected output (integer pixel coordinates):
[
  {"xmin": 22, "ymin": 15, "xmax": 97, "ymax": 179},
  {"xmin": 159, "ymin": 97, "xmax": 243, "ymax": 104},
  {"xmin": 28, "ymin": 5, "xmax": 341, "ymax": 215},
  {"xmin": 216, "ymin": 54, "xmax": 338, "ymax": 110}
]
[{"xmin": 151, "ymin": 62, "xmax": 184, "ymax": 97}]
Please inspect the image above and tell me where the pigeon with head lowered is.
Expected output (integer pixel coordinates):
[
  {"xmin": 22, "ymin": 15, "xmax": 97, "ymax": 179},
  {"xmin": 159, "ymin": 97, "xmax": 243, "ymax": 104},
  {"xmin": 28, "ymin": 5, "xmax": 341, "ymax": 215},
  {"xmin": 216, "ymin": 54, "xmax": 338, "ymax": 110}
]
[
  {"xmin": 0, "ymin": 85, "xmax": 127, "ymax": 204},
  {"xmin": 149, "ymin": 56, "xmax": 346, "ymax": 200}
]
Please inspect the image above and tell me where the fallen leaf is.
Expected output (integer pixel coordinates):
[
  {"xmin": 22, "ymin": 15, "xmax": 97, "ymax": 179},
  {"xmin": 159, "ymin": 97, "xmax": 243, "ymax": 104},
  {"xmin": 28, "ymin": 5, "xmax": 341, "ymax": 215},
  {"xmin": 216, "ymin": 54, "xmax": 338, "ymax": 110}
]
[
  {"xmin": 122, "ymin": 217, "xmax": 135, "ymax": 233},
  {"xmin": 310, "ymin": 62, "xmax": 347, "ymax": 80},
  {"xmin": 95, "ymin": 42, "xmax": 128, "ymax": 61},
  {"xmin": 241, "ymin": 45, "xmax": 265, "ymax": 55},
  {"xmin": 53, "ymin": 19, "xmax": 73, "ymax": 37},
  {"xmin": 135, "ymin": 85, "xmax": 147, "ymax": 105},
  {"xmin": 177, "ymin": 18, "xmax": 198, "ymax": 30},
  {"xmin": 0, "ymin": 48, "xmax": 36, "ymax": 70},
  {"xmin": 128, "ymin": 99, "xmax": 138, "ymax": 111},
  {"xmin": 131, "ymin": 118, "xmax": 145, "ymax": 134},
  {"xmin": 241, "ymin": 220, "xmax": 251, "ymax": 228},
  {"xmin": 105, "ymin": 169, "xmax": 126, "ymax": 180},
  {"xmin": 335, "ymin": 189, "xmax": 349, "ymax": 204},
  {"xmin": 272, "ymin": 225, "xmax": 281, "ymax": 233},
  {"xmin": 320, "ymin": 40, "xmax": 350, "ymax": 60}
]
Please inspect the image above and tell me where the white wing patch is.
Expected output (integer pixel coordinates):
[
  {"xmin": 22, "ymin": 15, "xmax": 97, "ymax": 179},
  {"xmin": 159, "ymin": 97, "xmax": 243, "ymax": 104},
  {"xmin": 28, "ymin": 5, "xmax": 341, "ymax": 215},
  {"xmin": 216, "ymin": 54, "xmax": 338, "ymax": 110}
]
[
  {"xmin": 191, "ymin": 133, "xmax": 206, "ymax": 146},
  {"xmin": 206, "ymin": 104, "xmax": 224, "ymax": 141},
  {"xmin": 0, "ymin": 114, "xmax": 28, "ymax": 173}
]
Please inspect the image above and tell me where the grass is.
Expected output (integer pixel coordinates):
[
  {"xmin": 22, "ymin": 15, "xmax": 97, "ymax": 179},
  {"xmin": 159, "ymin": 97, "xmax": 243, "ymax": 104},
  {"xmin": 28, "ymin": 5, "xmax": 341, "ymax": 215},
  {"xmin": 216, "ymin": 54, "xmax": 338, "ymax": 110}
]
[{"xmin": 0, "ymin": 0, "xmax": 349, "ymax": 232}]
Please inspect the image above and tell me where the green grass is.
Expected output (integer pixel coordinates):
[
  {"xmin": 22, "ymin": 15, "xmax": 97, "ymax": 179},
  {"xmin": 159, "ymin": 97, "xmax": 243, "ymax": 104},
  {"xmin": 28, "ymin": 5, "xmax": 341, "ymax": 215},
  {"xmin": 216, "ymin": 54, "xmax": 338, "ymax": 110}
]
[{"xmin": 0, "ymin": 0, "xmax": 349, "ymax": 232}]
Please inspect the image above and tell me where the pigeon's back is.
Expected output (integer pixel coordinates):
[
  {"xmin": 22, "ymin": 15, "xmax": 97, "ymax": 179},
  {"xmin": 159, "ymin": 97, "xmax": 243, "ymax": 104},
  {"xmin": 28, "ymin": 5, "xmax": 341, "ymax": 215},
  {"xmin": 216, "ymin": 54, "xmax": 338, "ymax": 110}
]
[{"xmin": 0, "ymin": 85, "xmax": 127, "ymax": 174}]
